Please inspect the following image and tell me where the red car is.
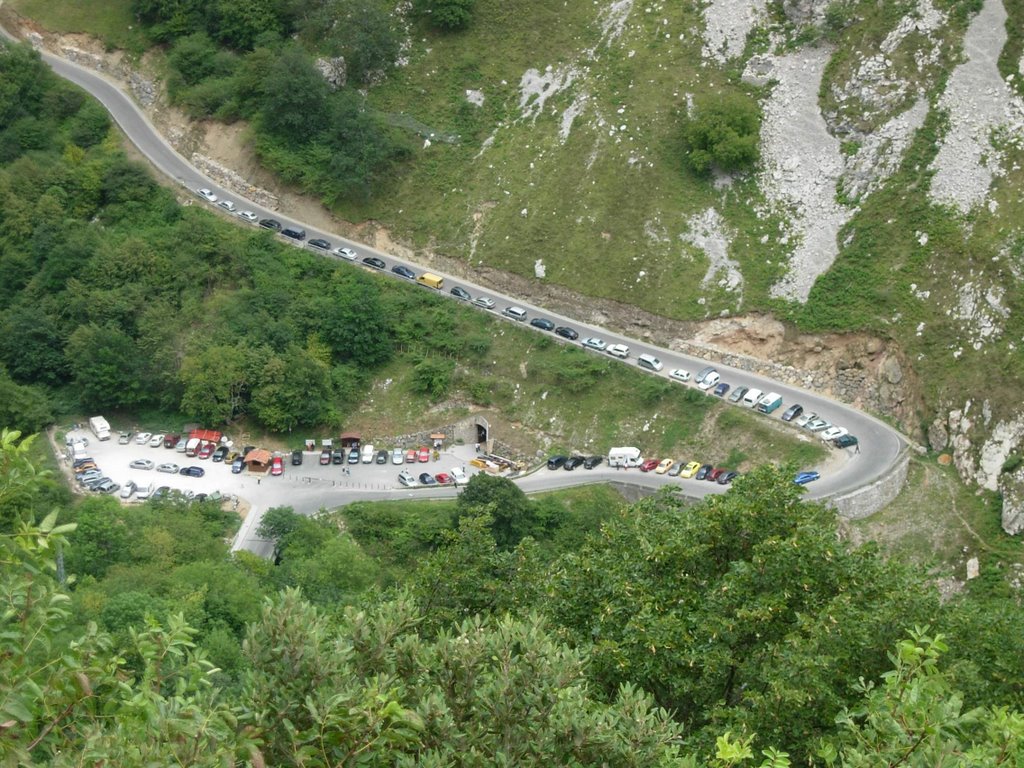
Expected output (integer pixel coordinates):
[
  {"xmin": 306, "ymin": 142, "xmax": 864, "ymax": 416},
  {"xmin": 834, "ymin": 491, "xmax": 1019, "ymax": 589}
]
[
  {"xmin": 197, "ymin": 442, "xmax": 215, "ymax": 460},
  {"xmin": 417, "ymin": 446, "xmax": 430, "ymax": 463},
  {"xmin": 434, "ymin": 472, "xmax": 452, "ymax": 485},
  {"xmin": 271, "ymin": 456, "xmax": 284, "ymax": 476},
  {"xmin": 163, "ymin": 433, "xmax": 180, "ymax": 449},
  {"xmin": 639, "ymin": 458, "xmax": 660, "ymax": 472},
  {"xmin": 405, "ymin": 449, "xmax": 418, "ymax": 464},
  {"xmin": 319, "ymin": 449, "xmax": 331, "ymax": 465},
  {"xmin": 707, "ymin": 468, "xmax": 726, "ymax": 482}
]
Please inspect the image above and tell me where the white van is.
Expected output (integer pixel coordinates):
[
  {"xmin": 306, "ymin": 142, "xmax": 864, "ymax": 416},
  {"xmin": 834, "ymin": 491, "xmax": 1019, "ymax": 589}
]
[
  {"xmin": 697, "ymin": 371, "xmax": 721, "ymax": 391},
  {"xmin": 361, "ymin": 444, "xmax": 376, "ymax": 463},
  {"xmin": 503, "ymin": 306, "xmax": 528, "ymax": 321},
  {"xmin": 742, "ymin": 388, "xmax": 764, "ymax": 407},
  {"xmin": 637, "ymin": 353, "xmax": 663, "ymax": 372},
  {"xmin": 608, "ymin": 446, "xmax": 643, "ymax": 468}
]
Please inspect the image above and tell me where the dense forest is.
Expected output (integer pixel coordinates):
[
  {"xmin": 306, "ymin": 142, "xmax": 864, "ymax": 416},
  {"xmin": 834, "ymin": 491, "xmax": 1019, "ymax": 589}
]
[{"xmin": 4, "ymin": 32, "xmax": 1024, "ymax": 767}]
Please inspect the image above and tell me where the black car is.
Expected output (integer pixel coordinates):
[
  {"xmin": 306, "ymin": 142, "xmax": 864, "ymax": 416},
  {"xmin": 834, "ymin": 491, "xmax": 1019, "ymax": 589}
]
[
  {"xmin": 259, "ymin": 218, "xmax": 282, "ymax": 231},
  {"xmin": 554, "ymin": 326, "xmax": 579, "ymax": 340},
  {"xmin": 547, "ymin": 455, "xmax": 568, "ymax": 470},
  {"xmin": 281, "ymin": 227, "xmax": 306, "ymax": 241},
  {"xmin": 450, "ymin": 286, "xmax": 472, "ymax": 301},
  {"xmin": 419, "ymin": 472, "xmax": 437, "ymax": 486},
  {"xmin": 583, "ymin": 455, "xmax": 603, "ymax": 470},
  {"xmin": 695, "ymin": 463, "xmax": 713, "ymax": 481},
  {"xmin": 333, "ymin": 449, "xmax": 344, "ymax": 465},
  {"xmin": 291, "ymin": 449, "xmax": 303, "ymax": 466},
  {"xmin": 376, "ymin": 449, "xmax": 388, "ymax": 464},
  {"xmin": 833, "ymin": 434, "xmax": 859, "ymax": 449},
  {"xmin": 781, "ymin": 404, "xmax": 804, "ymax": 422},
  {"xmin": 718, "ymin": 470, "xmax": 739, "ymax": 484},
  {"xmin": 308, "ymin": 238, "xmax": 331, "ymax": 251},
  {"xmin": 392, "ymin": 265, "xmax": 416, "ymax": 280},
  {"xmin": 530, "ymin": 317, "xmax": 556, "ymax": 331},
  {"xmin": 212, "ymin": 445, "xmax": 229, "ymax": 462},
  {"xmin": 563, "ymin": 455, "xmax": 586, "ymax": 471},
  {"xmin": 362, "ymin": 256, "xmax": 386, "ymax": 270},
  {"xmin": 179, "ymin": 466, "xmax": 205, "ymax": 477}
]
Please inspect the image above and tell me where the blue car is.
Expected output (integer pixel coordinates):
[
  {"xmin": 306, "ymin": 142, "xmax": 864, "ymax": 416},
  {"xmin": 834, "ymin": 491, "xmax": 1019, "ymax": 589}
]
[
  {"xmin": 392, "ymin": 265, "xmax": 416, "ymax": 280},
  {"xmin": 179, "ymin": 466, "xmax": 205, "ymax": 478},
  {"xmin": 713, "ymin": 382, "xmax": 730, "ymax": 397},
  {"xmin": 794, "ymin": 471, "xmax": 820, "ymax": 485}
]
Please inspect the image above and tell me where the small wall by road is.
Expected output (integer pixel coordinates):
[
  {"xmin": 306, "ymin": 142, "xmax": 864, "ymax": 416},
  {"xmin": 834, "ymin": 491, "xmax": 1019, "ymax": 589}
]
[{"xmin": 825, "ymin": 448, "xmax": 910, "ymax": 519}]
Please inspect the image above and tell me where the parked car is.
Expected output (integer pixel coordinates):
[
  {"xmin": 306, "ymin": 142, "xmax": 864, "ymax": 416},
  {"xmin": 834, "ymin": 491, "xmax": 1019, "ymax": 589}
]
[
  {"xmin": 606, "ymin": 343, "xmax": 630, "ymax": 359},
  {"xmin": 129, "ymin": 459, "xmax": 154, "ymax": 471},
  {"xmin": 530, "ymin": 317, "xmax": 555, "ymax": 331},
  {"xmin": 728, "ymin": 386, "xmax": 748, "ymax": 403},
  {"xmin": 376, "ymin": 449, "xmax": 388, "ymax": 464},
  {"xmin": 392, "ymin": 265, "xmax": 416, "ymax": 280},
  {"xmin": 292, "ymin": 449, "xmax": 304, "ymax": 465},
  {"xmin": 669, "ymin": 369, "xmax": 691, "ymax": 383},
  {"xmin": 147, "ymin": 433, "xmax": 164, "ymax": 448},
  {"xmin": 450, "ymin": 286, "xmax": 472, "ymax": 301},
  {"xmin": 555, "ymin": 326, "xmax": 579, "ymax": 340},
  {"xmin": 794, "ymin": 471, "xmax": 820, "ymax": 485},
  {"xmin": 718, "ymin": 471, "xmax": 739, "ymax": 484},
  {"xmin": 667, "ymin": 461, "xmax": 684, "ymax": 477},
  {"xmin": 196, "ymin": 187, "xmax": 217, "ymax": 203},
  {"xmin": 332, "ymin": 246, "xmax": 357, "ymax": 260},
  {"xmin": 637, "ymin": 353, "xmax": 663, "ymax": 372},
  {"xmin": 259, "ymin": 218, "xmax": 282, "ymax": 231},
  {"xmin": 94, "ymin": 480, "xmax": 120, "ymax": 494},
  {"xmin": 450, "ymin": 466, "xmax": 468, "ymax": 484},
  {"xmin": 417, "ymin": 446, "xmax": 431, "ymax": 463},
  {"xmin": 270, "ymin": 456, "xmax": 284, "ymax": 476},
  {"xmin": 175, "ymin": 438, "xmax": 188, "ymax": 453},
  {"xmin": 681, "ymin": 461, "xmax": 702, "ymax": 478},
  {"xmin": 547, "ymin": 455, "xmax": 568, "ymax": 470},
  {"xmin": 805, "ymin": 418, "xmax": 832, "ymax": 433},
  {"xmin": 231, "ymin": 457, "xmax": 245, "ymax": 474},
  {"xmin": 320, "ymin": 449, "xmax": 332, "ymax": 465},
  {"xmin": 120, "ymin": 481, "xmax": 138, "ymax": 499},
  {"xmin": 821, "ymin": 426, "xmax": 849, "ymax": 442},
  {"xmin": 392, "ymin": 448, "xmax": 404, "ymax": 465},
  {"xmin": 212, "ymin": 446, "xmax": 229, "ymax": 462},
  {"xmin": 238, "ymin": 210, "xmax": 259, "ymax": 223},
  {"xmin": 695, "ymin": 464, "xmax": 713, "ymax": 481},
  {"xmin": 156, "ymin": 462, "xmax": 179, "ymax": 474},
  {"xmin": 180, "ymin": 466, "xmax": 205, "ymax": 477},
  {"xmin": 362, "ymin": 256, "xmax": 386, "ymax": 270},
  {"xmin": 74, "ymin": 462, "xmax": 98, "ymax": 475},
  {"xmin": 581, "ymin": 337, "xmax": 607, "ymax": 352},
  {"xmin": 398, "ymin": 470, "xmax": 418, "ymax": 487},
  {"xmin": 434, "ymin": 472, "xmax": 452, "ymax": 485},
  {"xmin": 84, "ymin": 475, "xmax": 111, "ymax": 490},
  {"xmin": 564, "ymin": 455, "xmax": 586, "ymax": 471},
  {"xmin": 707, "ymin": 468, "xmax": 726, "ymax": 482},
  {"xmin": 308, "ymin": 238, "xmax": 331, "ymax": 251},
  {"xmin": 781, "ymin": 404, "xmax": 804, "ymax": 422},
  {"xmin": 118, "ymin": 431, "xmax": 132, "ymax": 445},
  {"xmin": 639, "ymin": 458, "xmax": 660, "ymax": 472},
  {"xmin": 712, "ymin": 382, "xmax": 730, "ymax": 397},
  {"xmin": 333, "ymin": 449, "xmax": 345, "ymax": 465},
  {"xmin": 348, "ymin": 447, "xmax": 361, "ymax": 464},
  {"xmin": 583, "ymin": 455, "xmax": 603, "ymax": 469},
  {"xmin": 794, "ymin": 411, "xmax": 817, "ymax": 428},
  {"xmin": 697, "ymin": 372, "xmax": 721, "ymax": 391},
  {"xmin": 419, "ymin": 472, "xmax": 437, "ymax": 486},
  {"xmin": 163, "ymin": 433, "xmax": 180, "ymax": 448},
  {"xmin": 281, "ymin": 227, "xmax": 306, "ymax": 241},
  {"xmin": 78, "ymin": 470, "xmax": 103, "ymax": 485},
  {"xmin": 502, "ymin": 306, "xmax": 528, "ymax": 321},
  {"xmin": 833, "ymin": 434, "xmax": 859, "ymax": 449},
  {"xmin": 405, "ymin": 449, "xmax": 418, "ymax": 464},
  {"xmin": 135, "ymin": 432, "xmax": 152, "ymax": 445},
  {"xmin": 654, "ymin": 458, "xmax": 675, "ymax": 474},
  {"xmin": 472, "ymin": 296, "xmax": 496, "ymax": 310},
  {"xmin": 197, "ymin": 443, "xmax": 215, "ymax": 460},
  {"xmin": 218, "ymin": 199, "xmax": 235, "ymax": 212}
]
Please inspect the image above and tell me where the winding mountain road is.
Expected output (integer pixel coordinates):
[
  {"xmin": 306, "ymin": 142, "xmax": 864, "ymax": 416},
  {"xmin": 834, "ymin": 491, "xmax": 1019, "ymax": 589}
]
[{"xmin": 3, "ymin": 30, "xmax": 910, "ymax": 550}]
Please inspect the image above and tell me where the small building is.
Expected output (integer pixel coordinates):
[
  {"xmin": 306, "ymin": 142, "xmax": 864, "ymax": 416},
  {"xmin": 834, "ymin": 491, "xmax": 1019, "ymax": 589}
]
[
  {"xmin": 340, "ymin": 431, "xmax": 361, "ymax": 448},
  {"xmin": 244, "ymin": 448, "xmax": 272, "ymax": 473}
]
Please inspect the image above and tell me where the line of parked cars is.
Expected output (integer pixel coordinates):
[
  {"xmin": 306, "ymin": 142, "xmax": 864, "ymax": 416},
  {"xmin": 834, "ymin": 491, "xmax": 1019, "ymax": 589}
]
[
  {"xmin": 397, "ymin": 466, "xmax": 468, "ymax": 488},
  {"xmin": 317, "ymin": 444, "xmax": 437, "ymax": 467}
]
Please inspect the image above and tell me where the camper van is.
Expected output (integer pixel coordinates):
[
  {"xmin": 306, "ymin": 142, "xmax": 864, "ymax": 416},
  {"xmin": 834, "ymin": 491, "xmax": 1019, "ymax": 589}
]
[
  {"xmin": 89, "ymin": 416, "xmax": 111, "ymax": 441},
  {"xmin": 607, "ymin": 446, "xmax": 643, "ymax": 468},
  {"xmin": 756, "ymin": 392, "xmax": 784, "ymax": 414},
  {"xmin": 416, "ymin": 272, "xmax": 444, "ymax": 290}
]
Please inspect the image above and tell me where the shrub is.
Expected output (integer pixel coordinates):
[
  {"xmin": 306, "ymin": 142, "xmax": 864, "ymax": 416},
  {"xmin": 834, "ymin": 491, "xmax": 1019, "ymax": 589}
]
[{"xmin": 681, "ymin": 92, "xmax": 761, "ymax": 175}]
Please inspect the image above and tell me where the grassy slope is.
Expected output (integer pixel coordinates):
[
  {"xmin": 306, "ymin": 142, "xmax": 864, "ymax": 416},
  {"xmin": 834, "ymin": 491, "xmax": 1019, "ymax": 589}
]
[{"xmin": 8, "ymin": 0, "xmax": 149, "ymax": 53}]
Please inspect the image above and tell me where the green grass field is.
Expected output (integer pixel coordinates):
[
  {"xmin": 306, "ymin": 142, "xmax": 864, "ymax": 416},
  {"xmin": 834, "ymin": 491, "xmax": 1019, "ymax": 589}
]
[{"xmin": 8, "ymin": 0, "xmax": 149, "ymax": 53}]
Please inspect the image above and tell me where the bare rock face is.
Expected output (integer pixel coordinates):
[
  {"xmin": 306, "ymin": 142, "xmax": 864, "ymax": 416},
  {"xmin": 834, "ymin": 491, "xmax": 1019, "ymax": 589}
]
[
  {"xmin": 928, "ymin": 416, "xmax": 949, "ymax": 452},
  {"xmin": 315, "ymin": 57, "xmax": 347, "ymax": 90},
  {"xmin": 782, "ymin": 0, "xmax": 831, "ymax": 25},
  {"xmin": 1000, "ymin": 466, "xmax": 1024, "ymax": 535}
]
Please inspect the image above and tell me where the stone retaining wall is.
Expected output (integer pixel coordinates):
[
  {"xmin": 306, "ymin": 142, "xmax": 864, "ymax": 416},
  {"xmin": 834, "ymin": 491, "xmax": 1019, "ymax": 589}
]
[{"xmin": 825, "ymin": 448, "xmax": 910, "ymax": 519}]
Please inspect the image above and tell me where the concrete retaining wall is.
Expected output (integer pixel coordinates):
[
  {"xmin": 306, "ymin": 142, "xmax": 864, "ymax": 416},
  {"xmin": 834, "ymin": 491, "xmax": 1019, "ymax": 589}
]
[{"xmin": 825, "ymin": 448, "xmax": 910, "ymax": 519}]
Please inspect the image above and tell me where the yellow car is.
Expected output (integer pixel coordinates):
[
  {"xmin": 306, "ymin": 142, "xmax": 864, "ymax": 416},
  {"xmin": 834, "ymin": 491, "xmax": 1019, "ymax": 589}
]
[
  {"xmin": 680, "ymin": 461, "xmax": 702, "ymax": 479},
  {"xmin": 654, "ymin": 458, "xmax": 675, "ymax": 474}
]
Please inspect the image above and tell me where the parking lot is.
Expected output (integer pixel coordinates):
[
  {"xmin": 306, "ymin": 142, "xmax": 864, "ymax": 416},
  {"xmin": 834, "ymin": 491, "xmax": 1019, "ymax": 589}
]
[{"xmin": 60, "ymin": 427, "xmax": 484, "ymax": 505}]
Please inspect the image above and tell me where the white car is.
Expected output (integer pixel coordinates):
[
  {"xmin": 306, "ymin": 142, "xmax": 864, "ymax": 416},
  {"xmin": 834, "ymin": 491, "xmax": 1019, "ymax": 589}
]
[
  {"xmin": 398, "ymin": 470, "xmax": 418, "ymax": 487},
  {"xmin": 149, "ymin": 433, "xmax": 165, "ymax": 448},
  {"xmin": 156, "ymin": 463, "xmax": 180, "ymax": 474},
  {"xmin": 821, "ymin": 426, "xmax": 849, "ymax": 442},
  {"xmin": 332, "ymin": 246, "xmax": 358, "ymax": 260},
  {"xmin": 129, "ymin": 459, "xmax": 155, "ymax": 471},
  {"xmin": 795, "ymin": 411, "xmax": 817, "ymax": 428},
  {"xmin": 606, "ymin": 343, "xmax": 630, "ymax": 359},
  {"xmin": 135, "ymin": 432, "xmax": 152, "ymax": 445},
  {"xmin": 135, "ymin": 483, "xmax": 155, "ymax": 501},
  {"xmin": 218, "ymin": 199, "xmax": 236, "ymax": 212},
  {"xmin": 238, "ymin": 210, "xmax": 259, "ymax": 223},
  {"xmin": 669, "ymin": 369, "xmax": 691, "ymax": 382},
  {"xmin": 450, "ymin": 466, "xmax": 468, "ymax": 484},
  {"xmin": 196, "ymin": 187, "xmax": 217, "ymax": 203},
  {"xmin": 472, "ymin": 296, "xmax": 496, "ymax": 310},
  {"xmin": 119, "ymin": 481, "xmax": 138, "ymax": 500},
  {"xmin": 806, "ymin": 418, "xmax": 832, "ymax": 432},
  {"xmin": 582, "ymin": 337, "xmax": 607, "ymax": 352},
  {"xmin": 697, "ymin": 371, "xmax": 721, "ymax": 391}
]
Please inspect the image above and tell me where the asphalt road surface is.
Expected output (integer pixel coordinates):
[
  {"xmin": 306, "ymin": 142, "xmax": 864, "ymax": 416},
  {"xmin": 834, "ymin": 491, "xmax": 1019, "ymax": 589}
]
[{"xmin": 9, "ymin": 31, "xmax": 909, "ymax": 556}]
